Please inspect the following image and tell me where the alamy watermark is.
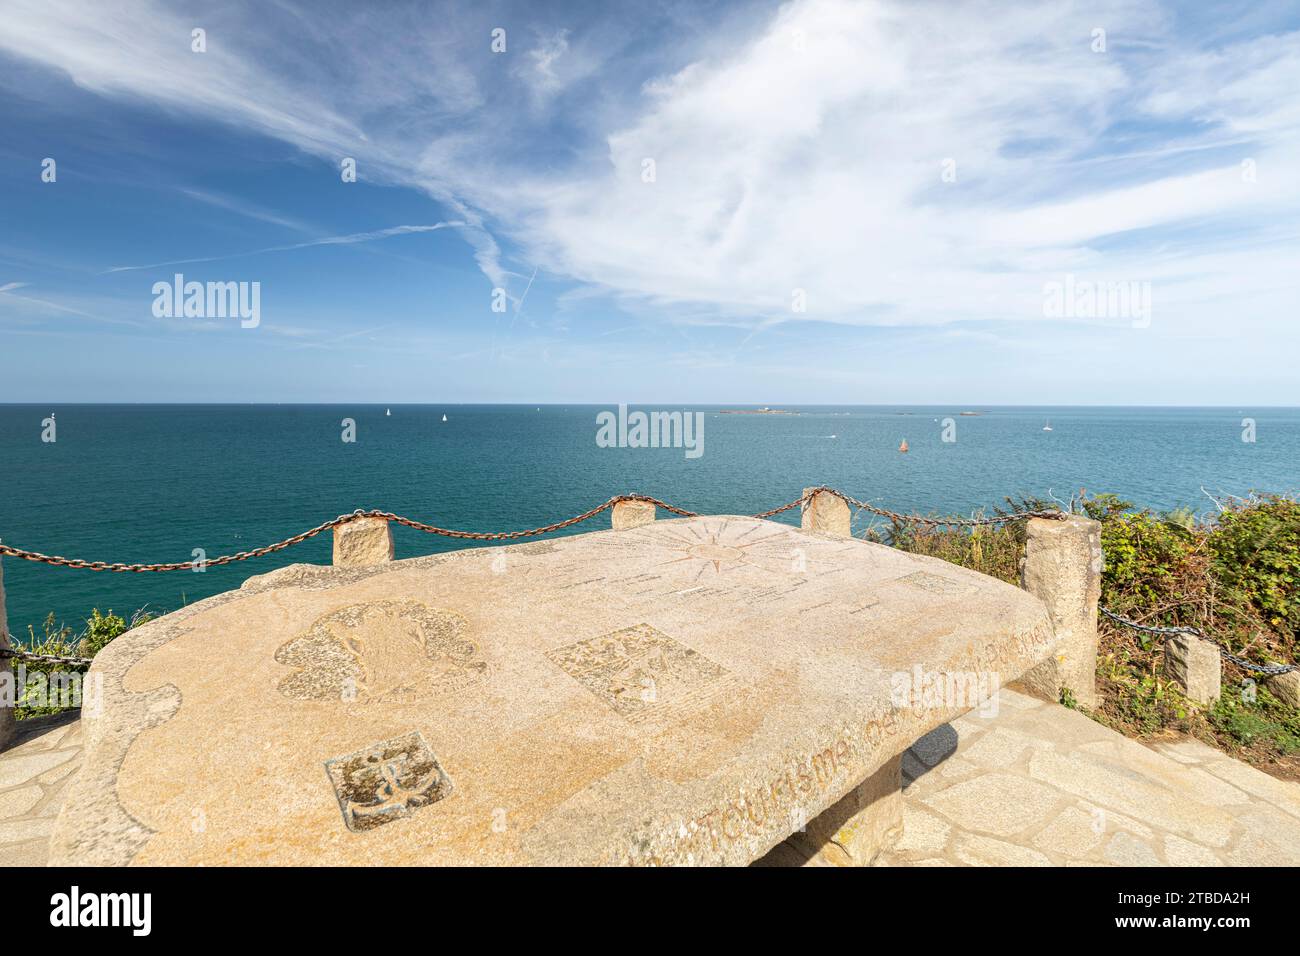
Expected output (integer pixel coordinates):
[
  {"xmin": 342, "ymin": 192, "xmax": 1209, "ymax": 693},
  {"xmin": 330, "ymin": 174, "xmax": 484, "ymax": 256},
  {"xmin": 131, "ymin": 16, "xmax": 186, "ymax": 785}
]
[
  {"xmin": 596, "ymin": 404, "xmax": 704, "ymax": 460},
  {"xmin": 1043, "ymin": 273, "xmax": 1151, "ymax": 328},
  {"xmin": 152, "ymin": 273, "xmax": 260, "ymax": 328},
  {"xmin": 890, "ymin": 666, "xmax": 1000, "ymax": 717},
  {"xmin": 50, "ymin": 886, "xmax": 151, "ymax": 936},
  {"xmin": 1, "ymin": 664, "xmax": 102, "ymax": 717}
]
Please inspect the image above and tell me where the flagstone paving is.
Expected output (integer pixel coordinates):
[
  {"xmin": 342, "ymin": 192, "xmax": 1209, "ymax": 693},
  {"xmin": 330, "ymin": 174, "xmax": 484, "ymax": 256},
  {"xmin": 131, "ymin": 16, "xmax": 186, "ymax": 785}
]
[
  {"xmin": 0, "ymin": 713, "xmax": 82, "ymax": 866},
  {"xmin": 874, "ymin": 688, "xmax": 1300, "ymax": 867},
  {"xmin": 3, "ymin": 690, "xmax": 1297, "ymax": 866}
]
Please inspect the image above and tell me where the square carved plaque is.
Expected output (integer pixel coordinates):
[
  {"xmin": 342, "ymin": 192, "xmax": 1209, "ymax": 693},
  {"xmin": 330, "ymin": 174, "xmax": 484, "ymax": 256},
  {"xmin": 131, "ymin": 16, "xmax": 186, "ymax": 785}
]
[
  {"xmin": 545, "ymin": 623, "xmax": 731, "ymax": 723},
  {"xmin": 325, "ymin": 731, "xmax": 451, "ymax": 833}
]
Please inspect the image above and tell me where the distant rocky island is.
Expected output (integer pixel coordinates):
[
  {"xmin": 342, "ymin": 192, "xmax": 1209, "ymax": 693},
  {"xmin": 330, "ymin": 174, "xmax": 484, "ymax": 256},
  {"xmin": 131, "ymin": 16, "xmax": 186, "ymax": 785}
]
[{"xmin": 895, "ymin": 410, "xmax": 984, "ymax": 416}]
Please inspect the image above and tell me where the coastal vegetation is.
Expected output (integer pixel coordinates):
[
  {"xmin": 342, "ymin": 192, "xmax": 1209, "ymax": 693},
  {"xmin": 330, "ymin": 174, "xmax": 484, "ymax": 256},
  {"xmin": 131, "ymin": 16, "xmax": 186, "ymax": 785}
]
[
  {"xmin": 9, "ymin": 608, "xmax": 152, "ymax": 720},
  {"xmin": 868, "ymin": 492, "xmax": 1300, "ymax": 777}
]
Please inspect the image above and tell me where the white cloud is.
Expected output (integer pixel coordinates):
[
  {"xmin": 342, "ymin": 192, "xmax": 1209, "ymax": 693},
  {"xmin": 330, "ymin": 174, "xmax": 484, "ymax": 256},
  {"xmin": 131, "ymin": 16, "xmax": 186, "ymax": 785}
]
[
  {"xmin": 2, "ymin": 0, "xmax": 1298, "ymax": 333},
  {"xmin": 432, "ymin": 0, "xmax": 1300, "ymax": 328},
  {"xmin": 522, "ymin": 30, "xmax": 570, "ymax": 97}
]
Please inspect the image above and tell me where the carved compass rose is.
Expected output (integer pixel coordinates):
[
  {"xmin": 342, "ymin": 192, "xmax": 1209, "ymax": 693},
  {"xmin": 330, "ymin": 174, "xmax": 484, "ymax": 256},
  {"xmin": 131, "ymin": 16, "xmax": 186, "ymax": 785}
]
[{"xmin": 646, "ymin": 519, "xmax": 800, "ymax": 581}]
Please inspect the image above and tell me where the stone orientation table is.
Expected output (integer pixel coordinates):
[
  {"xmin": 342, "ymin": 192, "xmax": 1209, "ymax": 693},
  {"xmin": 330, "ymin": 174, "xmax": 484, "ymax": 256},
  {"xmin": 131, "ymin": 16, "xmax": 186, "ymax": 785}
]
[{"xmin": 51, "ymin": 516, "xmax": 1056, "ymax": 866}]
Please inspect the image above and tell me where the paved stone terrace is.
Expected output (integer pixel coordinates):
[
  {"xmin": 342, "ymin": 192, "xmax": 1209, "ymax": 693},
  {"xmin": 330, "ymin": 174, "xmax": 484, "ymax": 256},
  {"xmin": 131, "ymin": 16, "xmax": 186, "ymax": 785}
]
[
  {"xmin": 3, "ymin": 691, "xmax": 1298, "ymax": 866},
  {"xmin": 0, "ymin": 713, "xmax": 82, "ymax": 866},
  {"xmin": 876, "ymin": 689, "xmax": 1300, "ymax": 867}
]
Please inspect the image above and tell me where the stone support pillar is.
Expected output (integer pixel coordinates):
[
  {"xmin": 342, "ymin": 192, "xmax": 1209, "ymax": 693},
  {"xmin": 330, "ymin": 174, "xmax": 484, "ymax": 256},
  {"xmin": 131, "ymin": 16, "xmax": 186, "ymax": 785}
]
[
  {"xmin": 1014, "ymin": 515, "xmax": 1102, "ymax": 708},
  {"xmin": 611, "ymin": 500, "xmax": 656, "ymax": 530},
  {"xmin": 756, "ymin": 755, "xmax": 904, "ymax": 867},
  {"xmin": 801, "ymin": 488, "xmax": 851, "ymax": 537},
  {"xmin": 332, "ymin": 517, "xmax": 394, "ymax": 567},
  {"xmin": 1165, "ymin": 634, "xmax": 1222, "ymax": 706}
]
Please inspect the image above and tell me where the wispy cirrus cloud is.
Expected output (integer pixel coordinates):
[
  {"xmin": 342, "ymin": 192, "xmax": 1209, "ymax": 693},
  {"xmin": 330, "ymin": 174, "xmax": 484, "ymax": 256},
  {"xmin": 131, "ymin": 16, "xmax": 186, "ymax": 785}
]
[
  {"xmin": 0, "ymin": 280, "xmax": 139, "ymax": 325},
  {"xmin": 0, "ymin": 280, "xmax": 95, "ymax": 316},
  {"xmin": 1, "ymin": 0, "xmax": 1298, "ymax": 337}
]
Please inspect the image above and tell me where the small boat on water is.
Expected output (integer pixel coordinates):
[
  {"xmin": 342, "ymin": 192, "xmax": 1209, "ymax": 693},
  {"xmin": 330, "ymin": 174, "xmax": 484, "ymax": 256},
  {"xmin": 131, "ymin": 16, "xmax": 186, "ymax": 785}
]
[
  {"xmin": 442, "ymin": 414, "xmax": 448, "ymax": 422},
  {"xmin": 386, "ymin": 408, "xmax": 391, "ymax": 416},
  {"xmin": 898, "ymin": 439, "xmax": 909, "ymax": 453},
  {"xmin": 1042, "ymin": 420, "xmax": 1052, "ymax": 431}
]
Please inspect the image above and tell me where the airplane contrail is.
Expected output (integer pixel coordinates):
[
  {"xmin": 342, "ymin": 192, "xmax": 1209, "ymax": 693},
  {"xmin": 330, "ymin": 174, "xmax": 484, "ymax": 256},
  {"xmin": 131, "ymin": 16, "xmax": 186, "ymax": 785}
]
[{"xmin": 102, "ymin": 222, "xmax": 466, "ymax": 274}]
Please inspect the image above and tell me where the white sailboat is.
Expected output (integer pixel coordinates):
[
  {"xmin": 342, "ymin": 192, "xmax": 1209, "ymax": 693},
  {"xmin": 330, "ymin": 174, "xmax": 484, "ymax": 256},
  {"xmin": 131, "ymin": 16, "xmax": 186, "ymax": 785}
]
[
  {"xmin": 442, "ymin": 413, "xmax": 448, "ymax": 422},
  {"xmin": 1042, "ymin": 420, "xmax": 1052, "ymax": 431},
  {"xmin": 386, "ymin": 408, "xmax": 391, "ymax": 416}
]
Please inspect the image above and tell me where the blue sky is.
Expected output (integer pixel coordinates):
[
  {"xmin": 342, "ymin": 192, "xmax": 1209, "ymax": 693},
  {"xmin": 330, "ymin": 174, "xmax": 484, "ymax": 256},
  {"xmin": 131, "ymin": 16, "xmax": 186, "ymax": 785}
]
[{"xmin": 1, "ymin": 0, "xmax": 1298, "ymax": 404}]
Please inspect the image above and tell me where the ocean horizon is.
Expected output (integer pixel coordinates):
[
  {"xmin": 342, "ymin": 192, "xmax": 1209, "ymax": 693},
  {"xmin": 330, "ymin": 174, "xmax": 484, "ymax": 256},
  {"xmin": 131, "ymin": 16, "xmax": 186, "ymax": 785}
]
[{"xmin": 2, "ymin": 403, "xmax": 1297, "ymax": 639}]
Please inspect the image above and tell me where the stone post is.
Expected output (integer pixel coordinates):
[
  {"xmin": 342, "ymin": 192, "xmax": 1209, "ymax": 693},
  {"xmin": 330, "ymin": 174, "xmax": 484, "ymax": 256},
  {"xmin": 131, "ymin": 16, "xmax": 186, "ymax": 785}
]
[
  {"xmin": 1014, "ymin": 515, "xmax": 1102, "ymax": 709},
  {"xmin": 0, "ymin": 547, "xmax": 14, "ymax": 752},
  {"xmin": 1265, "ymin": 671, "xmax": 1300, "ymax": 708},
  {"xmin": 801, "ymin": 488, "xmax": 850, "ymax": 537},
  {"xmin": 1164, "ymin": 634, "xmax": 1222, "ymax": 706},
  {"xmin": 611, "ymin": 499, "xmax": 655, "ymax": 530},
  {"xmin": 332, "ymin": 516, "xmax": 394, "ymax": 567}
]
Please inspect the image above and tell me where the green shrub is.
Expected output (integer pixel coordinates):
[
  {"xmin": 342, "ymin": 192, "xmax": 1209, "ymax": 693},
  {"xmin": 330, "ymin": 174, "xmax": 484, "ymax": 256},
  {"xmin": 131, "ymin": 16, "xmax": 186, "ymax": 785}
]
[
  {"xmin": 1210, "ymin": 688, "xmax": 1300, "ymax": 757},
  {"xmin": 1208, "ymin": 495, "xmax": 1300, "ymax": 639},
  {"xmin": 887, "ymin": 490, "xmax": 1299, "ymax": 773},
  {"xmin": 863, "ymin": 496, "xmax": 1051, "ymax": 586},
  {"xmin": 80, "ymin": 608, "xmax": 132, "ymax": 657},
  {"xmin": 1078, "ymin": 493, "xmax": 1295, "ymax": 672},
  {"xmin": 11, "ymin": 608, "xmax": 152, "ymax": 720},
  {"xmin": 1083, "ymin": 494, "xmax": 1206, "ymax": 617}
]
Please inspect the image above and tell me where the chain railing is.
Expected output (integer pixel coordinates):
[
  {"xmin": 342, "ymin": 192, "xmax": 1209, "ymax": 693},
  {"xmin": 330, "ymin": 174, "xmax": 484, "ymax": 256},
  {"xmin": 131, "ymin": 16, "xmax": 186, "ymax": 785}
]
[
  {"xmin": 0, "ymin": 488, "xmax": 1060, "ymax": 574},
  {"xmin": 803, "ymin": 486, "xmax": 1067, "ymax": 527},
  {"xmin": 6, "ymin": 489, "xmax": 1295, "ymax": 678},
  {"xmin": 0, "ymin": 643, "xmax": 93, "ymax": 667},
  {"xmin": 0, "ymin": 487, "xmax": 1063, "ymax": 668},
  {"xmin": 0, "ymin": 495, "xmax": 675, "ymax": 573},
  {"xmin": 1099, "ymin": 607, "xmax": 1296, "ymax": 676}
]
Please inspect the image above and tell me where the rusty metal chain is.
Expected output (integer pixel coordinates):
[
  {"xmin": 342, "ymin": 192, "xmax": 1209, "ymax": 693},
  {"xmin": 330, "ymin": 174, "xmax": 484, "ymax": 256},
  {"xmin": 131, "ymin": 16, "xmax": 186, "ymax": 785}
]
[
  {"xmin": 803, "ymin": 486, "xmax": 1067, "ymax": 528},
  {"xmin": 0, "ymin": 488, "xmax": 1061, "ymax": 575},
  {"xmin": 750, "ymin": 496, "xmax": 806, "ymax": 519},
  {"xmin": 0, "ymin": 499, "xmax": 628, "ymax": 571},
  {"xmin": 0, "ymin": 643, "xmax": 93, "ymax": 667},
  {"xmin": 1100, "ymin": 607, "xmax": 1296, "ymax": 676},
  {"xmin": 0, "ymin": 510, "xmax": 371, "ymax": 572},
  {"xmin": 7, "ymin": 491, "xmax": 1291, "ymax": 677}
]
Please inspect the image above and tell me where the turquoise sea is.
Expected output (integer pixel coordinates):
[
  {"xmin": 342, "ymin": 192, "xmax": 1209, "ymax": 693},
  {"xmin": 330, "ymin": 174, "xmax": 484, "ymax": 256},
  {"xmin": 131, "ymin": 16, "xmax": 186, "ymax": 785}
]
[{"xmin": 1, "ymin": 404, "xmax": 1297, "ymax": 641}]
